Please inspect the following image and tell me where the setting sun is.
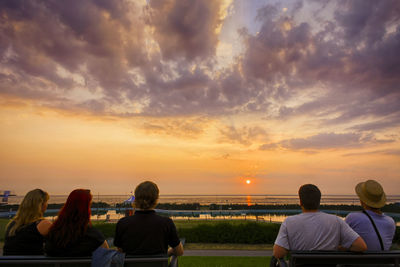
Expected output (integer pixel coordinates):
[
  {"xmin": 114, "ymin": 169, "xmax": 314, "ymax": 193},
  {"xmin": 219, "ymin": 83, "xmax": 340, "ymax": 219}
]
[{"xmin": 246, "ymin": 180, "xmax": 251, "ymax": 185}]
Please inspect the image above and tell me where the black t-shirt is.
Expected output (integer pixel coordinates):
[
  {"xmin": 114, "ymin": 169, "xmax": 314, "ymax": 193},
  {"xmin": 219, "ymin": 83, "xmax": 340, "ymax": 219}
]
[
  {"xmin": 3, "ymin": 220, "xmax": 45, "ymax": 255},
  {"xmin": 114, "ymin": 210, "xmax": 180, "ymax": 255},
  {"xmin": 45, "ymin": 226, "xmax": 105, "ymax": 256}
]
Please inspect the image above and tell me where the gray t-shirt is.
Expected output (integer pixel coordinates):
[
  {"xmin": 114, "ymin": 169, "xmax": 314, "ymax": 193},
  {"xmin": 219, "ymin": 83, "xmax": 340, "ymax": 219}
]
[
  {"xmin": 345, "ymin": 210, "xmax": 395, "ymax": 250},
  {"xmin": 275, "ymin": 211, "xmax": 359, "ymax": 250}
]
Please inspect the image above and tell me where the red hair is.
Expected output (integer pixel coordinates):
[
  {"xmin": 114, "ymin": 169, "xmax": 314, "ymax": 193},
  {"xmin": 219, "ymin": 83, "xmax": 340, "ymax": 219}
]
[{"xmin": 48, "ymin": 189, "xmax": 92, "ymax": 248}]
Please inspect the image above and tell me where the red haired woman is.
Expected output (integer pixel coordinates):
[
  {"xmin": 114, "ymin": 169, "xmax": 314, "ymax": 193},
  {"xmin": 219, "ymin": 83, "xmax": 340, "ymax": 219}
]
[{"xmin": 45, "ymin": 189, "xmax": 108, "ymax": 256}]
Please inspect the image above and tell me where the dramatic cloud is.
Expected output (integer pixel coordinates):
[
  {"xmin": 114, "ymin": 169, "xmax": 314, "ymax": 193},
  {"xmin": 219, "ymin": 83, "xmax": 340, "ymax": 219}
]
[
  {"xmin": 349, "ymin": 113, "xmax": 400, "ymax": 132},
  {"xmin": 260, "ymin": 132, "xmax": 394, "ymax": 151},
  {"xmin": 343, "ymin": 149, "xmax": 400, "ymax": 157},
  {"xmin": 1, "ymin": 0, "xmax": 400, "ymax": 195},
  {"xmin": 243, "ymin": 1, "xmax": 400, "ymax": 125},
  {"xmin": 141, "ymin": 117, "xmax": 210, "ymax": 139},
  {"xmin": 0, "ymin": 0, "xmax": 399, "ymax": 130},
  {"xmin": 218, "ymin": 125, "xmax": 268, "ymax": 146},
  {"xmin": 147, "ymin": 0, "xmax": 224, "ymax": 61}
]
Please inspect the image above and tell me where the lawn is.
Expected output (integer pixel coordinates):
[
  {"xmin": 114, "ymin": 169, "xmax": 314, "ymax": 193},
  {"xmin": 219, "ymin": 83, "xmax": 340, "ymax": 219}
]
[
  {"xmin": 184, "ymin": 243, "xmax": 272, "ymax": 250},
  {"xmin": 179, "ymin": 256, "xmax": 270, "ymax": 267}
]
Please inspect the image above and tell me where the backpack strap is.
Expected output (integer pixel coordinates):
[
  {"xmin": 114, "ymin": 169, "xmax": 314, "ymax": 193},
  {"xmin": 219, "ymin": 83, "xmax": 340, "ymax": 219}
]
[{"xmin": 362, "ymin": 210, "xmax": 384, "ymax": 250}]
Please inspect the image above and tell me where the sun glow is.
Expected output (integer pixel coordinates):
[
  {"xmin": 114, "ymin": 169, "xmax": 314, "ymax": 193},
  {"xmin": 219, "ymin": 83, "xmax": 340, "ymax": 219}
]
[{"xmin": 246, "ymin": 179, "xmax": 251, "ymax": 184}]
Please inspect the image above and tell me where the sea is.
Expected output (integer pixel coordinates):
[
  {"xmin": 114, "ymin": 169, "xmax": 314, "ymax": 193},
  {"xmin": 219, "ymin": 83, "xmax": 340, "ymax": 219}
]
[
  {"xmin": 5, "ymin": 194, "xmax": 400, "ymax": 225},
  {"xmin": 6, "ymin": 194, "xmax": 400, "ymax": 206}
]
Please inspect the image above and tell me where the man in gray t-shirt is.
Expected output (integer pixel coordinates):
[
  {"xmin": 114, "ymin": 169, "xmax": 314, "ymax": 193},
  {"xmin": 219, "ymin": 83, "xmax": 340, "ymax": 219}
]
[{"xmin": 273, "ymin": 184, "xmax": 367, "ymax": 259}]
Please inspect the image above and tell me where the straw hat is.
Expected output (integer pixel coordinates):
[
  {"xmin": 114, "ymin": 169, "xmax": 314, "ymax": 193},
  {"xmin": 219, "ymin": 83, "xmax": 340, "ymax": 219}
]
[{"xmin": 355, "ymin": 180, "xmax": 386, "ymax": 208}]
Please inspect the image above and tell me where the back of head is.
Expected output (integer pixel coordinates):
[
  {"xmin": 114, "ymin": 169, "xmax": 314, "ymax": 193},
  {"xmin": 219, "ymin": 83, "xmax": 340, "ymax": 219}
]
[
  {"xmin": 48, "ymin": 189, "xmax": 92, "ymax": 247},
  {"xmin": 7, "ymin": 189, "xmax": 49, "ymax": 236},
  {"xmin": 299, "ymin": 184, "xmax": 321, "ymax": 210},
  {"xmin": 134, "ymin": 181, "xmax": 159, "ymax": 210}
]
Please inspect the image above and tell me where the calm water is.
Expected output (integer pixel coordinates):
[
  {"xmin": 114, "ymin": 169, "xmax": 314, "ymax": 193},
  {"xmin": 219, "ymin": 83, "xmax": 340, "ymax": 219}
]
[
  {"xmin": 3, "ymin": 194, "xmax": 400, "ymax": 226},
  {"xmin": 7, "ymin": 194, "xmax": 400, "ymax": 205}
]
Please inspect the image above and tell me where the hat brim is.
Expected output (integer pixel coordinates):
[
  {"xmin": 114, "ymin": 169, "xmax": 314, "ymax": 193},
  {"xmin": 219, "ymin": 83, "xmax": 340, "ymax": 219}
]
[{"xmin": 355, "ymin": 182, "xmax": 386, "ymax": 208}]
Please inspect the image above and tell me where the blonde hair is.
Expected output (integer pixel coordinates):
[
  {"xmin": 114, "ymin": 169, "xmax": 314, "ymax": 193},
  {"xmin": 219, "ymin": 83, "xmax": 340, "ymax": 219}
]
[{"xmin": 6, "ymin": 189, "xmax": 49, "ymax": 236}]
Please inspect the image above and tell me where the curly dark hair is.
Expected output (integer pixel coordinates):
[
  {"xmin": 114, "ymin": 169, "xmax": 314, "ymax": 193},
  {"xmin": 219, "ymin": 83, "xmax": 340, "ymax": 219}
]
[{"xmin": 134, "ymin": 181, "xmax": 159, "ymax": 210}]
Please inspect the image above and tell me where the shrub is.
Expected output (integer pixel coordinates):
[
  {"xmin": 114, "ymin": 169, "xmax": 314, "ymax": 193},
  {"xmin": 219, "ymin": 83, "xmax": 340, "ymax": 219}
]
[{"xmin": 177, "ymin": 221, "xmax": 280, "ymax": 244}]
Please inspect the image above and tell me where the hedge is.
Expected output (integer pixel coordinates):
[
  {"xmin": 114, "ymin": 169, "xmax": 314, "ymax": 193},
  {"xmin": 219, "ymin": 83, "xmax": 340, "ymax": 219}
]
[
  {"xmin": 93, "ymin": 221, "xmax": 400, "ymax": 245},
  {"xmin": 177, "ymin": 221, "xmax": 280, "ymax": 244}
]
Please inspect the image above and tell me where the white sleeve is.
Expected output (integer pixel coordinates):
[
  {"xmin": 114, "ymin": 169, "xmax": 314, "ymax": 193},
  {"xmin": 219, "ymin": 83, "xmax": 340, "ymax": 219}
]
[
  {"xmin": 339, "ymin": 217, "xmax": 360, "ymax": 248},
  {"xmin": 274, "ymin": 219, "xmax": 290, "ymax": 250}
]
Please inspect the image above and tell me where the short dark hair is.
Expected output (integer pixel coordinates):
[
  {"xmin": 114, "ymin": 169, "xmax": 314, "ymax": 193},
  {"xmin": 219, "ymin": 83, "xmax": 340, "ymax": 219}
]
[
  {"xmin": 298, "ymin": 184, "xmax": 321, "ymax": 210},
  {"xmin": 134, "ymin": 181, "xmax": 159, "ymax": 210}
]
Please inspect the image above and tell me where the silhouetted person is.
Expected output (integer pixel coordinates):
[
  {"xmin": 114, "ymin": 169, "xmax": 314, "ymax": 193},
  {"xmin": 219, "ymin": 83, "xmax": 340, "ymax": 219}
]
[
  {"xmin": 45, "ymin": 189, "xmax": 108, "ymax": 256},
  {"xmin": 114, "ymin": 181, "xmax": 184, "ymax": 256},
  {"xmin": 3, "ymin": 189, "xmax": 52, "ymax": 255}
]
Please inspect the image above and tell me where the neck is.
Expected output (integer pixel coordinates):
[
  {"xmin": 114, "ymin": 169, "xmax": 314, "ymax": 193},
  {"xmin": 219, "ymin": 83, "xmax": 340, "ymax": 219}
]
[
  {"xmin": 364, "ymin": 206, "xmax": 382, "ymax": 214},
  {"xmin": 301, "ymin": 207, "xmax": 318, "ymax": 213}
]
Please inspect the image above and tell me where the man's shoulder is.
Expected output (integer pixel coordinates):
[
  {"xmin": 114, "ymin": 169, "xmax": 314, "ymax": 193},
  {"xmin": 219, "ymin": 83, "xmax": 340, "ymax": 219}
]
[
  {"xmin": 285, "ymin": 211, "xmax": 342, "ymax": 223},
  {"xmin": 153, "ymin": 212, "xmax": 174, "ymax": 223},
  {"xmin": 284, "ymin": 213, "xmax": 308, "ymax": 223},
  {"xmin": 346, "ymin": 211, "xmax": 365, "ymax": 220},
  {"xmin": 317, "ymin": 211, "xmax": 350, "ymax": 225},
  {"xmin": 116, "ymin": 215, "xmax": 136, "ymax": 226},
  {"xmin": 383, "ymin": 213, "xmax": 396, "ymax": 223},
  {"xmin": 319, "ymin": 211, "xmax": 344, "ymax": 220},
  {"xmin": 378, "ymin": 213, "xmax": 396, "ymax": 226},
  {"xmin": 117, "ymin": 216, "xmax": 128, "ymax": 223},
  {"xmin": 286, "ymin": 211, "xmax": 333, "ymax": 219}
]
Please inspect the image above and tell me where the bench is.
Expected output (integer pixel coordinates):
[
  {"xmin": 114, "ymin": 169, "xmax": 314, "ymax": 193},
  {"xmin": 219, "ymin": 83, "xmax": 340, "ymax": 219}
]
[
  {"xmin": 273, "ymin": 250, "xmax": 400, "ymax": 267},
  {"xmin": 0, "ymin": 254, "xmax": 178, "ymax": 267}
]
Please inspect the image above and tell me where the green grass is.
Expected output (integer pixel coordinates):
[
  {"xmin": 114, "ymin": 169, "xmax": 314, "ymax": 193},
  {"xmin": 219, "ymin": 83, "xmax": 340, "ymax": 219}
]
[
  {"xmin": 184, "ymin": 243, "xmax": 272, "ymax": 250},
  {"xmin": 92, "ymin": 221, "xmax": 116, "ymax": 238},
  {"xmin": 179, "ymin": 256, "xmax": 270, "ymax": 267}
]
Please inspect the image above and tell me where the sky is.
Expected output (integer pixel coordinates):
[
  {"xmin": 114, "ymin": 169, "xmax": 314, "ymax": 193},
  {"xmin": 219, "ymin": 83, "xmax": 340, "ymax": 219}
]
[{"xmin": 0, "ymin": 0, "xmax": 399, "ymax": 196}]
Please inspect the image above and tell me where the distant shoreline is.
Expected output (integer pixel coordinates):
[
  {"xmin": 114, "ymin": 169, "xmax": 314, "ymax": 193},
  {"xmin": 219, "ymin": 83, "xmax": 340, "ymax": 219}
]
[{"xmin": 2, "ymin": 202, "xmax": 400, "ymax": 213}]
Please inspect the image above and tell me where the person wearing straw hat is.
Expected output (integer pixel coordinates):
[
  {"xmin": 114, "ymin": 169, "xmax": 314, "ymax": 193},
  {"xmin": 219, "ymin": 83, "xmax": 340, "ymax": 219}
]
[{"xmin": 345, "ymin": 180, "xmax": 396, "ymax": 250}]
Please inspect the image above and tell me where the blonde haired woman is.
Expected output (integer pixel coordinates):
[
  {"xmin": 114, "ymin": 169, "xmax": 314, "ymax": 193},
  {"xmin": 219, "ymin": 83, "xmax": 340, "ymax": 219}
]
[{"xmin": 3, "ymin": 189, "xmax": 52, "ymax": 255}]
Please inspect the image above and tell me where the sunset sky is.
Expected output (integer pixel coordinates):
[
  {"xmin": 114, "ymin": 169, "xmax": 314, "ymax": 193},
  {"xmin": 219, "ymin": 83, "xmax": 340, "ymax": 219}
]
[{"xmin": 0, "ymin": 0, "xmax": 399, "ymax": 196}]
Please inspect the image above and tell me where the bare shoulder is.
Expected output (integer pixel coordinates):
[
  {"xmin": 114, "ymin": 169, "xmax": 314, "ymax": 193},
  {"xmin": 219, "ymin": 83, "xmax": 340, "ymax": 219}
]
[
  {"xmin": 37, "ymin": 219, "xmax": 52, "ymax": 236},
  {"xmin": 38, "ymin": 219, "xmax": 52, "ymax": 226}
]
